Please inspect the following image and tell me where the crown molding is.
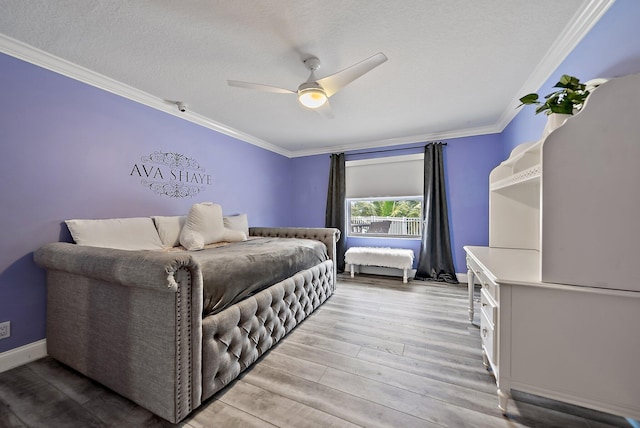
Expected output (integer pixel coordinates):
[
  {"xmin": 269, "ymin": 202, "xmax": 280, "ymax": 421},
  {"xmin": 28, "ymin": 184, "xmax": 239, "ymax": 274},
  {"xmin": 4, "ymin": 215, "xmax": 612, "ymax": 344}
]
[
  {"xmin": 0, "ymin": 34, "xmax": 293, "ymax": 158},
  {"xmin": 288, "ymin": 0, "xmax": 616, "ymax": 157},
  {"xmin": 0, "ymin": 0, "xmax": 614, "ymax": 159},
  {"xmin": 289, "ymin": 123, "xmax": 502, "ymax": 158},
  {"xmin": 495, "ymin": 0, "xmax": 616, "ymax": 132}
]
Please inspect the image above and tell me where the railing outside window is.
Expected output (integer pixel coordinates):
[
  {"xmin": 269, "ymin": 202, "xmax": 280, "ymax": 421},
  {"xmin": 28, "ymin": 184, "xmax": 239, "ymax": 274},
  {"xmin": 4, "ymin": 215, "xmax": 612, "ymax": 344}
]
[
  {"xmin": 350, "ymin": 216, "xmax": 422, "ymax": 236},
  {"xmin": 347, "ymin": 197, "xmax": 423, "ymax": 238}
]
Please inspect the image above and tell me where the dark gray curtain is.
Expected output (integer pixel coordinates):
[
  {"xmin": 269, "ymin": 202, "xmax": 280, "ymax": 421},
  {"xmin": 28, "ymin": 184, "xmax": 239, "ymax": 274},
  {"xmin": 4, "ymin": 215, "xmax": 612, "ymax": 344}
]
[
  {"xmin": 325, "ymin": 153, "xmax": 346, "ymax": 273},
  {"xmin": 415, "ymin": 143, "xmax": 458, "ymax": 283}
]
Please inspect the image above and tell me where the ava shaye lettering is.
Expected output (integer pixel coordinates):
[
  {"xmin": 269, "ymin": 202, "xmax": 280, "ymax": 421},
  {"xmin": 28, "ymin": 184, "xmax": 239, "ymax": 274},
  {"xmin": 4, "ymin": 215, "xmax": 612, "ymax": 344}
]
[
  {"xmin": 131, "ymin": 151, "xmax": 213, "ymax": 198},
  {"xmin": 130, "ymin": 164, "xmax": 212, "ymax": 185},
  {"xmin": 171, "ymin": 169, "xmax": 213, "ymax": 185}
]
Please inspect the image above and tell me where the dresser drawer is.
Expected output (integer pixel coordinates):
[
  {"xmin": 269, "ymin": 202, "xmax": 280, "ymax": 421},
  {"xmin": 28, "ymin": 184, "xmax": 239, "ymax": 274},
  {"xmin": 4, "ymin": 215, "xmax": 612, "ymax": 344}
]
[
  {"xmin": 480, "ymin": 287, "xmax": 497, "ymax": 328},
  {"xmin": 467, "ymin": 256, "xmax": 497, "ymax": 301},
  {"xmin": 480, "ymin": 308, "xmax": 496, "ymax": 368}
]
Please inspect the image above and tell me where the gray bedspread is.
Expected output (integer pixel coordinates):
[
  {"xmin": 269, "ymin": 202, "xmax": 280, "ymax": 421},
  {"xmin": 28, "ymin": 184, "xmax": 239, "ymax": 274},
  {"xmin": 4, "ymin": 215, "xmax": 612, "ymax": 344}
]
[{"xmin": 189, "ymin": 237, "xmax": 328, "ymax": 316}]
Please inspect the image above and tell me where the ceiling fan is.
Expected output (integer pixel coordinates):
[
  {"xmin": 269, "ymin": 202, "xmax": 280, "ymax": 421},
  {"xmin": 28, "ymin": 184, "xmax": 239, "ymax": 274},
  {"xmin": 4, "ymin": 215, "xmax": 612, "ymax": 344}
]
[{"xmin": 227, "ymin": 52, "xmax": 388, "ymax": 112}]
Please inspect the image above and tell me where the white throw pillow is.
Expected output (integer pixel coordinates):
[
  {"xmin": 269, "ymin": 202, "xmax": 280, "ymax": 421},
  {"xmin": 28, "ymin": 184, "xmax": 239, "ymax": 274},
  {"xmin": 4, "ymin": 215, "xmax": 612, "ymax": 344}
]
[
  {"xmin": 223, "ymin": 213, "xmax": 250, "ymax": 237},
  {"xmin": 222, "ymin": 228, "xmax": 247, "ymax": 242},
  {"xmin": 180, "ymin": 202, "xmax": 226, "ymax": 251},
  {"xmin": 65, "ymin": 217, "xmax": 164, "ymax": 250},
  {"xmin": 151, "ymin": 215, "xmax": 186, "ymax": 248}
]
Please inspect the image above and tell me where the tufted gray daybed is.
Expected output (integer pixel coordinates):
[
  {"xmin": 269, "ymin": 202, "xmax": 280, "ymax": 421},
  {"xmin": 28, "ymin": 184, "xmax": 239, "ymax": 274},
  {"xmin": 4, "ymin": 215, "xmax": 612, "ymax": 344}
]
[{"xmin": 34, "ymin": 226, "xmax": 339, "ymax": 423}]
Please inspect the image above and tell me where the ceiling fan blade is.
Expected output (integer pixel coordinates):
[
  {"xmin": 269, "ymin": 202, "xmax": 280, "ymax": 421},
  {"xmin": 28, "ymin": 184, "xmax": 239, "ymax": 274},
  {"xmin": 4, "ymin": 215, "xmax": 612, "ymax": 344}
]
[
  {"xmin": 316, "ymin": 52, "xmax": 388, "ymax": 97},
  {"xmin": 227, "ymin": 80, "xmax": 295, "ymax": 94},
  {"xmin": 314, "ymin": 99, "xmax": 334, "ymax": 119}
]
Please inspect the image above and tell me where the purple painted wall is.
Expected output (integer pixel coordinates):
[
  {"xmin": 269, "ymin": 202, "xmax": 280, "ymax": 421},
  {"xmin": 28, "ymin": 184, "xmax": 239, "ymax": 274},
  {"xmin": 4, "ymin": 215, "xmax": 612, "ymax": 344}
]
[
  {"xmin": 503, "ymin": 0, "xmax": 640, "ymax": 153},
  {"xmin": 290, "ymin": 135, "xmax": 504, "ymax": 274},
  {"xmin": 0, "ymin": 53, "xmax": 292, "ymax": 353},
  {"xmin": 289, "ymin": 154, "xmax": 330, "ymax": 227}
]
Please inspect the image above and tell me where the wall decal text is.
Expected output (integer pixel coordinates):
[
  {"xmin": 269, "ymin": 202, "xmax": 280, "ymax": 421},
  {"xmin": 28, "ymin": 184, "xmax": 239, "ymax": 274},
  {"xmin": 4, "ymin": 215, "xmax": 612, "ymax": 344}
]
[{"xmin": 130, "ymin": 151, "xmax": 212, "ymax": 198}]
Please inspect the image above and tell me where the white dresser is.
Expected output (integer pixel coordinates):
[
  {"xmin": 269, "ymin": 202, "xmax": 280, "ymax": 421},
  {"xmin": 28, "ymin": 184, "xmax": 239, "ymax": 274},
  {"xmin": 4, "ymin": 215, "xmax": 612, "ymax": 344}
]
[{"xmin": 464, "ymin": 73, "xmax": 640, "ymax": 420}]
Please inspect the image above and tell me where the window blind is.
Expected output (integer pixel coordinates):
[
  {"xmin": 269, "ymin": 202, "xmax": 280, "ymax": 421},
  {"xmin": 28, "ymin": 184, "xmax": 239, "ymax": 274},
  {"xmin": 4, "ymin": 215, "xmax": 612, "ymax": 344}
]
[{"xmin": 345, "ymin": 154, "xmax": 424, "ymax": 198}]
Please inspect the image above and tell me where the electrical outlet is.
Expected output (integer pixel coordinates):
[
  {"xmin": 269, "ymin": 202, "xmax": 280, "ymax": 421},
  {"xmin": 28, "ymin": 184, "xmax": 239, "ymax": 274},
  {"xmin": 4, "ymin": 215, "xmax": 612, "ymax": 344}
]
[{"xmin": 0, "ymin": 321, "xmax": 10, "ymax": 339}]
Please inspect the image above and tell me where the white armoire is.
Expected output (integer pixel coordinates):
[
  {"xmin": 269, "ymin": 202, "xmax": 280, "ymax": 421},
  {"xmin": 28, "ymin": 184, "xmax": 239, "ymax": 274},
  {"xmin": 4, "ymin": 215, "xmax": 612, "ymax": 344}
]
[{"xmin": 464, "ymin": 73, "xmax": 640, "ymax": 421}]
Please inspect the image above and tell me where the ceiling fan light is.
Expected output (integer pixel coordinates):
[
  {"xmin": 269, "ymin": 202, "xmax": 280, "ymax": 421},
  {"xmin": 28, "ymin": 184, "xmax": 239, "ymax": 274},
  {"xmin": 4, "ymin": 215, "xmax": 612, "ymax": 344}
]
[{"xmin": 298, "ymin": 88, "xmax": 328, "ymax": 109}]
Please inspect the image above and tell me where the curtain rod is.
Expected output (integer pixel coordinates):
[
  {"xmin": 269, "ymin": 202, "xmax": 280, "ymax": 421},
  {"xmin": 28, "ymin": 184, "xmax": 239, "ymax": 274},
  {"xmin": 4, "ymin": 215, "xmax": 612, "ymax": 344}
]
[{"xmin": 344, "ymin": 142, "xmax": 446, "ymax": 157}]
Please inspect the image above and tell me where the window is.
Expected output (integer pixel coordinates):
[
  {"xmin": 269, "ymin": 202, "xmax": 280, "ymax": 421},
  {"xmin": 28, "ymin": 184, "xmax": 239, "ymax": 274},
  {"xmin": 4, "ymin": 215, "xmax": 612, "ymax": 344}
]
[
  {"xmin": 348, "ymin": 197, "xmax": 422, "ymax": 238},
  {"xmin": 345, "ymin": 153, "xmax": 424, "ymax": 238}
]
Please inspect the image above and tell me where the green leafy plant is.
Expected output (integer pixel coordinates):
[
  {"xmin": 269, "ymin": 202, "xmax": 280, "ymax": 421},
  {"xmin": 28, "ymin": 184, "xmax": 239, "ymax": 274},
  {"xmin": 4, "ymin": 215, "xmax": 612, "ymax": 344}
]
[
  {"xmin": 351, "ymin": 200, "xmax": 421, "ymax": 218},
  {"xmin": 518, "ymin": 74, "xmax": 595, "ymax": 115}
]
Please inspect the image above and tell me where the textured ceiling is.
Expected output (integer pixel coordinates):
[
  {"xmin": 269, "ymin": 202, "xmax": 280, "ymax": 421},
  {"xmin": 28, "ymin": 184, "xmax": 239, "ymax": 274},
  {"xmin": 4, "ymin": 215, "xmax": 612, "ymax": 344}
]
[{"xmin": 0, "ymin": 1, "xmax": 613, "ymax": 157}]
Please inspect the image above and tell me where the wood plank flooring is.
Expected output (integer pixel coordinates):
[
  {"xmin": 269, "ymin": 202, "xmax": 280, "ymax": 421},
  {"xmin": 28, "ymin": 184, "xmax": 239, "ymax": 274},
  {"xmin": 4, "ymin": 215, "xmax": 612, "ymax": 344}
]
[{"xmin": 0, "ymin": 274, "xmax": 632, "ymax": 427}]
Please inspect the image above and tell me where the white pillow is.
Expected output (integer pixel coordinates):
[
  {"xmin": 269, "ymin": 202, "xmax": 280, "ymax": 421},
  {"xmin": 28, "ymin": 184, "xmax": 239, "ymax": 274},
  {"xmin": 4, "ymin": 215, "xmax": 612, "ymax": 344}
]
[
  {"xmin": 180, "ymin": 202, "xmax": 226, "ymax": 251},
  {"xmin": 65, "ymin": 217, "xmax": 164, "ymax": 251},
  {"xmin": 223, "ymin": 213, "xmax": 249, "ymax": 237},
  {"xmin": 151, "ymin": 215, "xmax": 186, "ymax": 248},
  {"xmin": 223, "ymin": 228, "xmax": 247, "ymax": 242}
]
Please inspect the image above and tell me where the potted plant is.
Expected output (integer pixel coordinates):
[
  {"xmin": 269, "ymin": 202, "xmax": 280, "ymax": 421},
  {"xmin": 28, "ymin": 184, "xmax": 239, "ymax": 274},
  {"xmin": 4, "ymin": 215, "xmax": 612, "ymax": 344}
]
[
  {"xmin": 518, "ymin": 74, "xmax": 604, "ymax": 136},
  {"xmin": 518, "ymin": 74, "xmax": 593, "ymax": 115}
]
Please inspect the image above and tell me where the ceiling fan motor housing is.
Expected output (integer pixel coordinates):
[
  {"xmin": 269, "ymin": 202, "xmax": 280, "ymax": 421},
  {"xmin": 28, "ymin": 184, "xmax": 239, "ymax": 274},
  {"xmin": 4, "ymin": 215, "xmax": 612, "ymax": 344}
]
[{"xmin": 297, "ymin": 81, "xmax": 327, "ymax": 108}]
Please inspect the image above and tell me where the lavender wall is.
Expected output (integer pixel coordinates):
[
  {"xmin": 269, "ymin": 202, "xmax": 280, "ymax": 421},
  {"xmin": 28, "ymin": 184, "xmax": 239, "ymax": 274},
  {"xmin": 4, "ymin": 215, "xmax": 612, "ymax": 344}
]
[
  {"xmin": 503, "ymin": 0, "xmax": 640, "ymax": 152},
  {"xmin": 290, "ymin": 134, "xmax": 505, "ymax": 274},
  {"xmin": 0, "ymin": 53, "xmax": 292, "ymax": 353},
  {"xmin": 289, "ymin": 154, "xmax": 330, "ymax": 227}
]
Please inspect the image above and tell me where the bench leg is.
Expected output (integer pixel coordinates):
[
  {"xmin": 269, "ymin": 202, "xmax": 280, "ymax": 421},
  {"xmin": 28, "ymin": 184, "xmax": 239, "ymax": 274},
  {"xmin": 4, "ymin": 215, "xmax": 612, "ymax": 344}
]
[
  {"xmin": 403, "ymin": 268, "xmax": 408, "ymax": 283},
  {"xmin": 350, "ymin": 264, "xmax": 355, "ymax": 278}
]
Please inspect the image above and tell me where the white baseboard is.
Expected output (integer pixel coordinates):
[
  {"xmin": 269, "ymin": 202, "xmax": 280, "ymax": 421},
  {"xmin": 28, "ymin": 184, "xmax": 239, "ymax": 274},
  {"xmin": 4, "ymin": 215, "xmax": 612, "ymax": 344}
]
[{"xmin": 0, "ymin": 340, "xmax": 47, "ymax": 373}]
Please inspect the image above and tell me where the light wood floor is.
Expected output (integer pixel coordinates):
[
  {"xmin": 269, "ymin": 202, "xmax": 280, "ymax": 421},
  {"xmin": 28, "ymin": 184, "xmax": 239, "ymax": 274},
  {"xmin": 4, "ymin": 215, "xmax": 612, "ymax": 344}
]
[{"xmin": 0, "ymin": 274, "xmax": 632, "ymax": 427}]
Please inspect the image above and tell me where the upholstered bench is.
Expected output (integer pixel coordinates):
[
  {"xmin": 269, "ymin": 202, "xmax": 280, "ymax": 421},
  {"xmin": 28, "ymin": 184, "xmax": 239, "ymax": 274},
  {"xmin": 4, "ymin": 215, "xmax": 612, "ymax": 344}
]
[{"xmin": 345, "ymin": 247, "xmax": 415, "ymax": 283}]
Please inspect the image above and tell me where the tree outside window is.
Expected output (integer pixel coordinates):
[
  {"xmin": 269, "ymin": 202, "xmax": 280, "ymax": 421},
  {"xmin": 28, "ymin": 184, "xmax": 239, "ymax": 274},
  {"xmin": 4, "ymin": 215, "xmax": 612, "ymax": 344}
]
[{"xmin": 348, "ymin": 197, "xmax": 422, "ymax": 238}]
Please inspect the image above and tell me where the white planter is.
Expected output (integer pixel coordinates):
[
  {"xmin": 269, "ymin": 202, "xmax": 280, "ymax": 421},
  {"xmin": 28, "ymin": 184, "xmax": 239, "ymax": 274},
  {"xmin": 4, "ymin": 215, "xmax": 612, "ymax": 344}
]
[{"xmin": 542, "ymin": 113, "xmax": 571, "ymax": 138}]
